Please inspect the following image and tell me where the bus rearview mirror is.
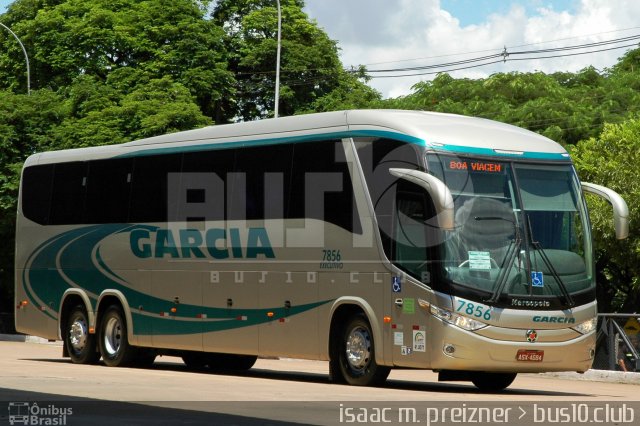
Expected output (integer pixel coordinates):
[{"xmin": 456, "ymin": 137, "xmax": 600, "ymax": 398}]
[
  {"xmin": 582, "ymin": 182, "xmax": 629, "ymax": 240},
  {"xmin": 389, "ymin": 168, "xmax": 455, "ymax": 231}
]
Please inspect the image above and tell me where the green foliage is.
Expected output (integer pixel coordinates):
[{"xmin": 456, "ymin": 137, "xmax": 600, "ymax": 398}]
[
  {"xmin": 301, "ymin": 67, "xmax": 382, "ymax": 113},
  {"xmin": 213, "ymin": 0, "xmax": 352, "ymax": 120},
  {"xmin": 384, "ymin": 63, "xmax": 640, "ymax": 147},
  {"xmin": 0, "ymin": 0, "xmax": 234, "ymax": 120},
  {"xmin": 570, "ymin": 118, "xmax": 640, "ymax": 312}
]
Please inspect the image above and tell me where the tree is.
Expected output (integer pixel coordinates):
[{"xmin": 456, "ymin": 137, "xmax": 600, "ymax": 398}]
[
  {"xmin": 383, "ymin": 54, "xmax": 640, "ymax": 147},
  {"xmin": 570, "ymin": 117, "xmax": 640, "ymax": 312},
  {"xmin": 0, "ymin": 88, "xmax": 66, "ymax": 320},
  {"xmin": 212, "ymin": 0, "xmax": 350, "ymax": 120},
  {"xmin": 0, "ymin": 0, "xmax": 234, "ymax": 122},
  {"xmin": 49, "ymin": 76, "xmax": 211, "ymax": 150},
  {"xmin": 301, "ymin": 66, "xmax": 382, "ymax": 113}
]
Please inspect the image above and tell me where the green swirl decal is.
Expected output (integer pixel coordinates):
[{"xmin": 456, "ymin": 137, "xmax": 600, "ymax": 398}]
[{"xmin": 24, "ymin": 224, "xmax": 332, "ymax": 335}]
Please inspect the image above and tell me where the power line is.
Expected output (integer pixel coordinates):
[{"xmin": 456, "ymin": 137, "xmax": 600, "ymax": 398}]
[
  {"xmin": 355, "ymin": 26, "xmax": 640, "ymax": 67},
  {"xmin": 231, "ymin": 33, "xmax": 640, "ymax": 87},
  {"xmin": 363, "ymin": 34, "xmax": 640, "ymax": 79}
]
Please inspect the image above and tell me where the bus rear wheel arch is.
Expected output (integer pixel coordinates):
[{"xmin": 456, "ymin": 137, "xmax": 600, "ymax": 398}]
[{"xmin": 330, "ymin": 312, "xmax": 390, "ymax": 386}]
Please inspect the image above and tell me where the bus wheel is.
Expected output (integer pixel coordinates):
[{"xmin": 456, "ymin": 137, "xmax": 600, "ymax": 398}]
[
  {"xmin": 209, "ymin": 354, "xmax": 257, "ymax": 371},
  {"xmin": 182, "ymin": 353, "xmax": 208, "ymax": 370},
  {"xmin": 98, "ymin": 305, "xmax": 136, "ymax": 367},
  {"xmin": 65, "ymin": 305, "xmax": 100, "ymax": 364},
  {"xmin": 471, "ymin": 372, "xmax": 517, "ymax": 392},
  {"xmin": 134, "ymin": 349, "xmax": 156, "ymax": 368},
  {"xmin": 334, "ymin": 314, "xmax": 390, "ymax": 386}
]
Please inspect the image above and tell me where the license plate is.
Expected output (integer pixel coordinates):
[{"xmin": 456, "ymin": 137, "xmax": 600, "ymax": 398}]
[{"xmin": 516, "ymin": 349, "xmax": 544, "ymax": 362}]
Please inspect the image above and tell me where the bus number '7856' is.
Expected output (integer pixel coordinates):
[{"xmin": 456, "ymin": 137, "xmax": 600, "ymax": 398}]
[{"xmin": 456, "ymin": 299, "xmax": 492, "ymax": 321}]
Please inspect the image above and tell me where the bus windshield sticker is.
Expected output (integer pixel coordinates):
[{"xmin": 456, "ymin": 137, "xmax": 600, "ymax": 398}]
[
  {"xmin": 468, "ymin": 251, "xmax": 492, "ymax": 270},
  {"xmin": 531, "ymin": 271, "xmax": 544, "ymax": 287}
]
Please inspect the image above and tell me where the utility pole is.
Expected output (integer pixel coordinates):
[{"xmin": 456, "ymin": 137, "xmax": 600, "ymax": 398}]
[
  {"xmin": 274, "ymin": 0, "xmax": 281, "ymax": 118},
  {"xmin": 0, "ymin": 21, "xmax": 31, "ymax": 95}
]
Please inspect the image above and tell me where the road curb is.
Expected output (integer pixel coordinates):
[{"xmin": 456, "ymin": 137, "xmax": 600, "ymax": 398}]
[
  {"xmin": 0, "ymin": 333, "xmax": 59, "ymax": 344},
  {"xmin": 0, "ymin": 333, "xmax": 26, "ymax": 342},
  {"xmin": 536, "ymin": 370, "xmax": 640, "ymax": 385}
]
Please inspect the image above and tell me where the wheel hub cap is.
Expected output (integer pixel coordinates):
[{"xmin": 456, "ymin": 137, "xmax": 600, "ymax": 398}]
[
  {"xmin": 345, "ymin": 326, "xmax": 371, "ymax": 371},
  {"xmin": 103, "ymin": 317, "xmax": 122, "ymax": 356},
  {"xmin": 69, "ymin": 319, "xmax": 88, "ymax": 352}
]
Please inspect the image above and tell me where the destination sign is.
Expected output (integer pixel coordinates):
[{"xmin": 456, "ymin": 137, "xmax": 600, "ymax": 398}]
[{"xmin": 447, "ymin": 160, "xmax": 505, "ymax": 173}]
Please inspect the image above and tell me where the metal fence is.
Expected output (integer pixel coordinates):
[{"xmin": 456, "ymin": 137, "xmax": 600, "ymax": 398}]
[{"xmin": 593, "ymin": 313, "xmax": 640, "ymax": 372}]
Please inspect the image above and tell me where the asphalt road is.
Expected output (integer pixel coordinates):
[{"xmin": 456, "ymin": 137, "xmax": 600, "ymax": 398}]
[{"xmin": 0, "ymin": 342, "xmax": 638, "ymax": 425}]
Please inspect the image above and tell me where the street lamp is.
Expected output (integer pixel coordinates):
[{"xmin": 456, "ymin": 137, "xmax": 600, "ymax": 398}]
[
  {"xmin": 274, "ymin": 0, "xmax": 281, "ymax": 118},
  {"xmin": 0, "ymin": 21, "xmax": 30, "ymax": 95}
]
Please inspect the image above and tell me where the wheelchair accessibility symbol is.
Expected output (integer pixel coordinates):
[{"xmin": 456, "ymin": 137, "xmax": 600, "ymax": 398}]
[
  {"xmin": 392, "ymin": 276, "xmax": 402, "ymax": 293},
  {"xmin": 531, "ymin": 271, "xmax": 544, "ymax": 288}
]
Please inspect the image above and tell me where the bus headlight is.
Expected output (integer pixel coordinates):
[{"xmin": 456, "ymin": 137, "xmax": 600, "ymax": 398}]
[
  {"xmin": 571, "ymin": 317, "xmax": 597, "ymax": 335},
  {"xmin": 429, "ymin": 305, "xmax": 487, "ymax": 331}
]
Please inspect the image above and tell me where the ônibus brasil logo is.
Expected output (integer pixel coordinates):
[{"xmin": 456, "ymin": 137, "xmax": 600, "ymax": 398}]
[{"xmin": 8, "ymin": 402, "xmax": 72, "ymax": 425}]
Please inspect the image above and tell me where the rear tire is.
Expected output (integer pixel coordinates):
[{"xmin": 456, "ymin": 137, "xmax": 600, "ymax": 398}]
[
  {"xmin": 134, "ymin": 349, "xmax": 156, "ymax": 368},
  {"xmin": 98, "ymin": 305, "xmax": 137, "ymax": 367},
  {"xmin": 208, "ymin": 354, "xmax": 257, "ymax": 371},
  {"xmin": 65, "ymin": 305, "xmax": 100, "ymax": 364},
  {"xmin": 182, "ymin": 352, "xmax": 208, "ymax": 370},
  {"xmin": 331, "ymin": 314, "xmax": 390, "ymax": 386},
  {"xmin": 471, "ymin": 372, "xmax": 517, "ymax": 392}
]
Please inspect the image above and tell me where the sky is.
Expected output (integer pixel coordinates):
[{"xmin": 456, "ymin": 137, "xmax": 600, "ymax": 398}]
[{"xmin": 2, "ymin": 0, "xmax": 639, "ymax": 98}]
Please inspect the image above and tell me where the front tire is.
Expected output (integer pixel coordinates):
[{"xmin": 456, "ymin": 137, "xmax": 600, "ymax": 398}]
[
  {"xmin": 98, "ymin": 305, "xmax": 136, "ymax": 367},
  {"xmin": 209, "ymin": 354, "xmax": 257, "ymax": 371},
  {"xmin": 332, "ymin": 314, "xmax": 390, "ymax": 386},
  {"xmin": 65, "ymin": 305, "xmax": 100, "ymax": 364},
  {"xmin": 471, "ymin": 372, "xmax": 517, "ymax": 392}
]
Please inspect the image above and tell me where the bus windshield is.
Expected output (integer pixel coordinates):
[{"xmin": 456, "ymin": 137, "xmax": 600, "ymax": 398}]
[{"xmin": 426, "ymin": 154, "xmax": 593, "ymax": 308}]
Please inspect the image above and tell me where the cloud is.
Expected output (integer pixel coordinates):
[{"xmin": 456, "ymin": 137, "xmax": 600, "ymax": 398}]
[{"xmin": 304, "ymin": 0, "xmax": 640, "ymax": 98}]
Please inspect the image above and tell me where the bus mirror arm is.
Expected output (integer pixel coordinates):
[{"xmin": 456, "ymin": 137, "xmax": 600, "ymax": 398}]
[
  {"xmin": 581, "ymin": 182, "xmax": 629, "ymax": 240},
  {"xmin": 389, "ymin": 168, "xmax": 455, "ymax": 230}
]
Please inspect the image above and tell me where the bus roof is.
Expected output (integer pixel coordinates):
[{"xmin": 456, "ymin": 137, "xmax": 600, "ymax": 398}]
[{"xmin": 25, "ymin": 110, "xmax": 569, "ymax": 166}]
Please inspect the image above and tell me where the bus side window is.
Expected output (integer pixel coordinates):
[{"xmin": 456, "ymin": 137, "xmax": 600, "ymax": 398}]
[
  {"xmin": 85, "ymin": 159, "xmax": 133, "ymax": 224},
  {"xmin": 129, "ymin": 154, "xmax": 182, "ymax": 223},
  {"xmin": 289, "ymin": 140, "xmax": 361, "ymax": 233},
  {"xmin": 50, "ymin": 162, "xmax": 87, "ymax": 225},
  {"xmin": 393, "ymin": 188, "xmax": 434, "ymax": 283},
  {"xmin": 233, "ymin": 143, "xmax": 292, "ymax": 221},
  {"xmin": 178, "ymin": 148, "xmax": 236, "ymax": 223},
  {"xmin": 21, "ymin": 164, "xmax": 54, "ymax": 225},
  {"xmin": 354, "ymin": 138, "xmax": 422, "ymax": 260}
]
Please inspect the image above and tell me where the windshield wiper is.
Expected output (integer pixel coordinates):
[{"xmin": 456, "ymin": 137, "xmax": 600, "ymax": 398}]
[{"xmin": 526, "ymin": 214, "xmax": 575, "ymax": 307}]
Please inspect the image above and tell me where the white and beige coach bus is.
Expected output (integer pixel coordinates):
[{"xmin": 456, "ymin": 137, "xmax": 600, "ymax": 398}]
[{"xmin": 15, "ymin": 110, "xmax": 628, "ymax": 391}]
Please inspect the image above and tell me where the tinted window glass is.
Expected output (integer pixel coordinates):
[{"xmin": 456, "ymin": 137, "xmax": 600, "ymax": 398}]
[
  {"xmin": 355, "ymin": 138, "xmax": 422, "ymax": 257},
  {"xmin": 176, "ymin": 148, "xmax": 236, "ymax": 222},
  {"xmin": 21, "ymin": 164, "xmax": 54, "ymax": 225},
  {"xmin": 50, "ymin": 162, "xmax": 87, "ymax": 225},
  {"xmin": 233, "ymin": 144, "xmax": 292, "ymax": 221},
  {"xmin": 129, "ymin": 154, "xmax": 182, "ymax": 223},
  {"xmin": 85, "ymin": 159, "xmax": 132, "ymax": 223},
  {"xmin": 290, "ymin": 140, "xmax": 361, "ymax": 233}
]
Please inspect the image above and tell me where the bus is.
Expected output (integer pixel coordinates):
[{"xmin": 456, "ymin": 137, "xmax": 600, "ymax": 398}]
[{"xmin": 15, "ymin": 109, "xmax": 628, "ymax": 391}]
